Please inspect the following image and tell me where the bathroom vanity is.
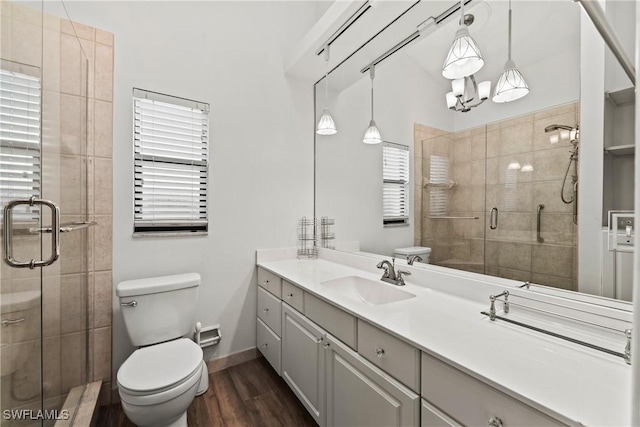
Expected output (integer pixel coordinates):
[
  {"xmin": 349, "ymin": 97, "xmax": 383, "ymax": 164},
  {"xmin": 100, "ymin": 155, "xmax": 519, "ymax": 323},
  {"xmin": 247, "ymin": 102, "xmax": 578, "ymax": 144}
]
[{"xmin": 256, "ymin": 247, "xmax": 631, "ymax": 427}]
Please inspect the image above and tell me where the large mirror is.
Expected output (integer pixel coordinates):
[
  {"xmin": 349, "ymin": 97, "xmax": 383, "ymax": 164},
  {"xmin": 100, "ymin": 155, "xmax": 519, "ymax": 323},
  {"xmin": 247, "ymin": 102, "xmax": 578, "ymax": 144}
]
[{"xmin": 314, "ymin": 0, "xmax": 636, "ymax": 302}]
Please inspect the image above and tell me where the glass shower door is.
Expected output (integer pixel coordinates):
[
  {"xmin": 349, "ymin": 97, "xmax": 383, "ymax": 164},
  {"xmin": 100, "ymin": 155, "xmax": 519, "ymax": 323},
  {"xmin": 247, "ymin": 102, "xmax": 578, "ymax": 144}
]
[
  {"xmin": 1, "ymin": 1, "xmax": 90, "ymax": 425},
  {"xmin": 420, "ymin": 127, "xmax": 487, "ymax": 273}
]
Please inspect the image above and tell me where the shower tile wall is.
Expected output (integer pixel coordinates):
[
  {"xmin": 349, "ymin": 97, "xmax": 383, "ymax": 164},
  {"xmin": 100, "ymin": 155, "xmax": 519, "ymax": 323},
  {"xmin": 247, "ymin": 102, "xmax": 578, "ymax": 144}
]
[
  {"xmin": 1, "ymin": 2, "xmax": 114, "ymax": 410},
  {"xmin": 415, "ymin": 103, "xmax": 579, "ymax": 291}
]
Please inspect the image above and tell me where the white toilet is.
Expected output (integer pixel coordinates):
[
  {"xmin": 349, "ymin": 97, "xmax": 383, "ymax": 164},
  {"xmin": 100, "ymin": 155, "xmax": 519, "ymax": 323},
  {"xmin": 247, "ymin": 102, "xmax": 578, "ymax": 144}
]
[
  {"xmin": 116, "ymin": 273, "xmax": 205, "ymax": 427},
  {"xmin": 394, "ymin": 246, "xmax": 432, "ymax": 264}
]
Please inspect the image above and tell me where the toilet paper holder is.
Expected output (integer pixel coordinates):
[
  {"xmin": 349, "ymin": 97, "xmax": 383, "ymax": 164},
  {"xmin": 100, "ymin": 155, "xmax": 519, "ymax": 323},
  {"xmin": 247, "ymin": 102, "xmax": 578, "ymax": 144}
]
[{"xmin": 194, "ymin": 322, "xmax": 221, "ymax": 348}]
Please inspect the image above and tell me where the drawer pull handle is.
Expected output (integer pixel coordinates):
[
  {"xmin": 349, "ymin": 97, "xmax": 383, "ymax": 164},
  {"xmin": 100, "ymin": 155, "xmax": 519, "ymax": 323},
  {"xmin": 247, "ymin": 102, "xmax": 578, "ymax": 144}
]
[
  {"xmin": 262, "ymin": 308, "xmax": 269, "ymax": 313},
  {"xmin": 262, "ymin": 343, "xmax": 268, "ymax": 348},
  {"xmin": 323, "ymin": 343, "xmax": 330, "ymax": 349},
  {"xmin": 488, "ymin": 416, "xmax": 503, "ymax": 427},
  {"xmin": 287, "ymin": 293, "xmax": 294, "ymax": 298},
  {"xmin": 376, "ymin": 348, "xmax": 385, "ymax": 358},
  {"xmin": 316, "ymin": 337, "xmax": 324, "ymax": 343},
  {"xmin": 2, "ymin": 317, "xmax": 25, "ymax": 326}
]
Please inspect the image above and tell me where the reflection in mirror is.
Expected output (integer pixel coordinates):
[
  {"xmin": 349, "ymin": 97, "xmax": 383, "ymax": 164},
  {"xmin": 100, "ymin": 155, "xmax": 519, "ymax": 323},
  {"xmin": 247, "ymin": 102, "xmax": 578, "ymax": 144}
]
[{"xmin": 314, "ymin": 0, "xmax": 636, "ymax": 302}]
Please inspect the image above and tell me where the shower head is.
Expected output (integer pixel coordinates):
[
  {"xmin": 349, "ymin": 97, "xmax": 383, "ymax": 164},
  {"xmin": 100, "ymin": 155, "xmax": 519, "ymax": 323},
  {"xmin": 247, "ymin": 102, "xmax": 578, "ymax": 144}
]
[
  {"xmin": 544, "ymin": 124, "xmax": 579, "ymax": 145},
  {"xmin": 544, "ymin": 124, "xmax": 574, "ymax": 133}
]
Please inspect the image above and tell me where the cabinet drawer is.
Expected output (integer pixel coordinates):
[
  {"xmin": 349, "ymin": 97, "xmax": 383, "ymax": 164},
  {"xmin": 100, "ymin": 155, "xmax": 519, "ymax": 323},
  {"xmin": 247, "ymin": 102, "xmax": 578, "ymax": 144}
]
[
  {"xmin": 304, "ymin": 293, "xmax": 357, "ymax": 350},
  {"xmin": 257, "ymin": 318, "xmax": 281, "ymax": 375},
  {"xmin": 282, "ymin": 280, "xmax": 304, "ymax": 312},
  {"xmin": 421, "ymin": 399, "xmax": 460, "ymax": 427},
  {"xmin": 421, "ymin": 353, "xmax": 563, "ymax": 427},
  {"xmin": 257, "ymin": 267, "xmax": 282, "ymax": 298},
  {"xmin": 358, "ymin": 320, "xmax": 420, "ymax": 393},
  {"xmin": 257, "ymin": 286, "xmax": 282, "ymax": 336}
]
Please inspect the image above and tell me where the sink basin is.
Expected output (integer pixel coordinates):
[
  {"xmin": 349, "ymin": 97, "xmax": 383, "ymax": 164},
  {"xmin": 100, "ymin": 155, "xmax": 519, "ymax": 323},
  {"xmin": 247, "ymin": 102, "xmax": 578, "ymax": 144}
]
[{"xmin": 320, "ymin": 276, "xmax": 416, "ymax": 305}]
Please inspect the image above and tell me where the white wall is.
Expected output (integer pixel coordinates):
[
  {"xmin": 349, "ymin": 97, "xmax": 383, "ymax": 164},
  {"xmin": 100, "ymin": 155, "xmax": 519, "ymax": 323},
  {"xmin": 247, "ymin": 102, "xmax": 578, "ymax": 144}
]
[
  {"xmin": 315, "ymin": 54, "xmax": 452, "ymax": 256},
  {"xmin": 61, "ymin": 1, "xmax": 318, "ymax": 376}
]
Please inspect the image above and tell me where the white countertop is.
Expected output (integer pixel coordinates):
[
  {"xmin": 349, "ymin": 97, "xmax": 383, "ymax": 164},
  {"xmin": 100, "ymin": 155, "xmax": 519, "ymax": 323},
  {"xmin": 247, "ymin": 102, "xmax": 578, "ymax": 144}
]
[{"xmin": 257, "ymin": 253, "xmax": 631, "ymax": 427}]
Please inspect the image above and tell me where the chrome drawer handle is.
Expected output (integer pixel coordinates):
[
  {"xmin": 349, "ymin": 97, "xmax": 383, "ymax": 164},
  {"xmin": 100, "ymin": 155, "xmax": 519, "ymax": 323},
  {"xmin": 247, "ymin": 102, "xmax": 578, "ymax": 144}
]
[
  {"xmin": 376, "ymin": 348, "xmax": 385, "ymax": 358},
  {"xmin": 262, "ymin": 308, "xmax": 269, "ymax": 313},
  {"xmin": 287, "ymin": 293, "xmax": 293, "ymax": 298},
  {"xmin": 2, "ymin": 317, "xmax": 25, "ymax": 326},
  {"xmin": 488, "ymin": 416, "xmax": 503, "ymax": 427},
  {"xmin": 262, "ymin": 280, "xmax": 269, "ymax": 286},
  {"xmin": 323, "ymin": 343, "xmax": 330, "ymax": 349},
  {"xmin": 120, "ymin": 301, "xmax": 138, "ymax": 307}
]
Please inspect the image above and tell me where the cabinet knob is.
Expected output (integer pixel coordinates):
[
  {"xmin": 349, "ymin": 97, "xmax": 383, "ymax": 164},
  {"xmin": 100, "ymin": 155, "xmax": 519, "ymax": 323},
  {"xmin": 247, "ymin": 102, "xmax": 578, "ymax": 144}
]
[
  {"xmin": 287, "ymin": 293, "xmax": 294, "ymax": 298},
  {"xmin": 376, "ymin": 348, "xmax": 385, "ymax": 358},
  {"xmin": 262, "ymin": 308, "xmax": 269, "ymax": 313},
  {"xmin": 262, "ymin": 280, "xmax": 269, "ymax": 286},
  {"xmin": 488, "ymin": 416, "xmax": 503, "ymax": 427},
  {"xmin": 262, "ymin": 343, "xmax": 268, "ymax": 348},
  {"xmin": 323, "ymin": 343, "xmax": 330, "ymax": 349},
  {"xmin": 316, "ymin": 336, "xmax": 324, "ymax": 343}
]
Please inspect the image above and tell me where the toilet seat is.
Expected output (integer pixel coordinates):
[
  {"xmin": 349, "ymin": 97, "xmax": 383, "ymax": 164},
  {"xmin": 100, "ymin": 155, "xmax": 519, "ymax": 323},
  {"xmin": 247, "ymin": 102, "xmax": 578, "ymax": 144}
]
[{"xmin": 118, "ymin": 338, "xmax": 203, "ymax": 401}]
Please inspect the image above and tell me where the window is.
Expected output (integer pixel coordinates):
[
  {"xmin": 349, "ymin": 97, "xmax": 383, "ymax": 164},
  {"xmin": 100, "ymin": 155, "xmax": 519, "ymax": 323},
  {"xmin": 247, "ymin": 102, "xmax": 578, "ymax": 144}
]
[
  {"xmin": 133, "ymin": 88, "xmax": 209, "ymax": 235},
  {"xmin": 382, "ymin": 142, "xmax": 409, "ymax": 226},
  {"xmin": 0, "ymin": 65, "xmax": 41, "ymax": 222}
]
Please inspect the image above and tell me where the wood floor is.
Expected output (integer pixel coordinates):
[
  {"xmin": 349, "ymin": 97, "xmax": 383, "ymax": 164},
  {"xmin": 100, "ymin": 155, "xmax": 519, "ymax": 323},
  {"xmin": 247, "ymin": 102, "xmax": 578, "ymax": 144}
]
[{"xmin": 97, "ymin": 356, "xmax": 317, "ymax": 427}]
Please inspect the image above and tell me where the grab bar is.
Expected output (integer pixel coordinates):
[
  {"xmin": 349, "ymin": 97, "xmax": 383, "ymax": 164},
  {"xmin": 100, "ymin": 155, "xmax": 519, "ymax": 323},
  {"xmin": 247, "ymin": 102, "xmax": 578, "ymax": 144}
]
[
  {"xmin": 427, "ymin": 216, "xmax": 479, "ymax": 220},
  {"xmin": 489, "ymin": 207, "xmax": 498, "ymax": 230},
  {"xmin": 536, "ymin": 204, "xmax": 545, "ymax": 243},
  {"xmin": 31, "ymin": 221, "xmax": 97, "ymax": 234}
]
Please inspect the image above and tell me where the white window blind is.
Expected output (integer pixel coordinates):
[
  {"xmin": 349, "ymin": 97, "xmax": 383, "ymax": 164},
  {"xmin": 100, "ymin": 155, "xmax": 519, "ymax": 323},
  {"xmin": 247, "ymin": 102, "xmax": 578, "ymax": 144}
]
[
  {"xmin": 382, "ymin": 142, "xmax": 409, "ymax": 225},
  {"xmin": 429, "ymin": 155, "xmax": 449, "ymax": 216},
  {"xmin": 0, "ymin": 67, "xmax": 41, "ymax": 222},
  {"xmin": 133, "ymin": 88, "xmax": 209, "ymax": 234}
]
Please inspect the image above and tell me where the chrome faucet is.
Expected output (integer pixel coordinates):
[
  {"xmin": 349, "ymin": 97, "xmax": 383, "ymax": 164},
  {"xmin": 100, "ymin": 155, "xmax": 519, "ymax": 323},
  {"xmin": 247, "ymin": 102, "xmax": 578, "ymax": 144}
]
[
  {"xmin": 407, "ymin": 255, "xmax": 423, "ymax": 265},
  {"xmin": 376, "ymin": 258, "xmax": 411, "ymax": 286}
]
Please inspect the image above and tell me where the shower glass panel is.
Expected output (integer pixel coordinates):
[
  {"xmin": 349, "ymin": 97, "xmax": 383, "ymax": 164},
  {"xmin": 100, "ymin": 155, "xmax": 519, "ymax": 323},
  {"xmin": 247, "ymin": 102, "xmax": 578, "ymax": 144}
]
[
  {"xmin": 419, "ymin": 104, "xmax": 579, "ymax": 291},
  {"xmin": 420, "ymin": 128, "xmax": 487, "ymax": 274},
  {"xmin": 1, "ymin": 1, "xmax": 90, "ymax": 425}
]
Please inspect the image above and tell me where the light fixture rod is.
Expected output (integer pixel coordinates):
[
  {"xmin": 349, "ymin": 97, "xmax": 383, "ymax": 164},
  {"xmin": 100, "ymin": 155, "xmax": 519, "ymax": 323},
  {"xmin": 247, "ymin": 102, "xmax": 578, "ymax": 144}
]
[
  {"xmin": 370, "ymin": 64, "xmax": 375, "ymax": 120},
  {"xmin": 576, "ymin": 0, "xmax": 635, "ymax": 85},
  {"xmin": 324, "ymin": 45, "xmax": 330, "ymax": 108},
  {"xmin": 507, "ymin": 0, "xmax": 512, "ymax": 61}
]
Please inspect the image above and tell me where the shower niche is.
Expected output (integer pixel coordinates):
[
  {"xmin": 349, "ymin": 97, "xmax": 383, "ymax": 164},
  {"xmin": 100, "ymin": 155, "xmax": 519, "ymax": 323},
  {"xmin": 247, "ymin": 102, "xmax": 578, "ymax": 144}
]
[{"xmin": 603, "ymin": 87, "xmax": 635, "ymax": 219}]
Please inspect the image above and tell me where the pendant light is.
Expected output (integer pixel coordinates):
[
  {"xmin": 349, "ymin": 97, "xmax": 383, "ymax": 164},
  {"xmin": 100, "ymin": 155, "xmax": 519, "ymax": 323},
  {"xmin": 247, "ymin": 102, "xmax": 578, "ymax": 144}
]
[
  {"xmin": 316, "ymin": 45, "xmax": 337, "ymax": 135},
  {"xmin": 363, "ymin": 64, "xmax": 382, "ymax": 145},
  {"xmin": 442, "ymin": 0, "xmax": 485, "ymax": 80},
  {"xmin": 492, "ymin": 0, "xmax": 529, "ymax": 103}
]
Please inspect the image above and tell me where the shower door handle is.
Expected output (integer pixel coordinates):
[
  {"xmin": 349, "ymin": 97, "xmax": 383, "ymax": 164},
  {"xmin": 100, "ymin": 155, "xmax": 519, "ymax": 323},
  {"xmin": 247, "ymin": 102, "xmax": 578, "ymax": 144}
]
[
  {"xmin": 489, "ymin": 207, "xmax": 498, "ymax": 230},
  {"xmin": 537, "ymin": 204, "xmax": 545, "ymax": 243},
  {"xmin": 3, "ymin": 197, "xmax": 61, "ymax": 269}
]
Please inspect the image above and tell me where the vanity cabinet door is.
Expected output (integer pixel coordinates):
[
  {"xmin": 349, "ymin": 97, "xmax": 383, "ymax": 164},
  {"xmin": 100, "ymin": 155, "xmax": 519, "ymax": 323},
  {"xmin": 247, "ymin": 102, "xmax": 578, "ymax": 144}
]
[
  {"xmin": 281, "ymin": 304, "xmax": 326, "ymax": 426},
  {"xmin": 325, "ymin": 334, "xmax": 419, "ymax": 427},
  {"xmin": 421, "ymin": 399, "xmax": 461, "ymax": 427}
]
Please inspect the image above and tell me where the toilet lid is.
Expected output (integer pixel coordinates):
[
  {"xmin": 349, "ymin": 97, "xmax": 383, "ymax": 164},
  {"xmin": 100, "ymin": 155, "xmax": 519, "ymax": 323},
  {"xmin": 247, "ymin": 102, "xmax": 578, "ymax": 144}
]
[{"xmin": 118, "ymin": 338, "xmax": 203, "ymax": 393}]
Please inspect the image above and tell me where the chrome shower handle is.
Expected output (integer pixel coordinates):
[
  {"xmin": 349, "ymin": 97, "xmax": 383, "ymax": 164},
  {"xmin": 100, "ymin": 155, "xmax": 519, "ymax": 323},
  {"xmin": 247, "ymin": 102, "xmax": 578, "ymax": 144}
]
[
  {"xmin": 537, "ymin": 204, "xmax": 545, "ymax": 243},
  {"xmin": 3, "ymin": 197, "xmax": 60, "ymax": 269},
  {"xmin": 489, "ymin": 207, "xmax": 498, "ymax": 230}
]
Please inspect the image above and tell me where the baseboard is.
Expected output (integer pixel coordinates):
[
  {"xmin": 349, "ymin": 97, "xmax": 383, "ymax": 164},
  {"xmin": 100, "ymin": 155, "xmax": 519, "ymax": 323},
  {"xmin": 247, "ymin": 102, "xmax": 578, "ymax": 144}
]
[{"xmin": 206, "ymin": 347, "xmax": 259, "ymax": 373}]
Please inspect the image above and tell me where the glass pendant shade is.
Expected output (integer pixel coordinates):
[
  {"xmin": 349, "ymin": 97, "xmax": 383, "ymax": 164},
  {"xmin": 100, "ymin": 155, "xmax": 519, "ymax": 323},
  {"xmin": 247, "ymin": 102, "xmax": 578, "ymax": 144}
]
[
  {"xmin": 442, "ymin": 25, "xmax": 485, "ymax": 79},
  {"xmin": 316, "ymin": 109, "xmax": 337, "ymax": 135},
  {"xmin": 363, "ymin": 120, "xmax": 382, "ymax": 144},
  {"xmin": 492, "ymin": 60, "xmax": 529, "ymax": 103}
]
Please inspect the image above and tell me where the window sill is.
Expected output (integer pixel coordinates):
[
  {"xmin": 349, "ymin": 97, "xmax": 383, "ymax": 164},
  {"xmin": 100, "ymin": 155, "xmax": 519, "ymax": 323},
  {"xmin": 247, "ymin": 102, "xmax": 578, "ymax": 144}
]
[{"xmin": 133, "ymin": 231, "xmax": 208, "ymax": 238}]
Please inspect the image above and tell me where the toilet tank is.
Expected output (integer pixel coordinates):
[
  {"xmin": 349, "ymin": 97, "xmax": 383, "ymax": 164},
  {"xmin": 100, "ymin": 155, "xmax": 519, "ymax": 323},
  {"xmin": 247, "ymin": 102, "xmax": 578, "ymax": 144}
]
[{"xmin": 117, "ymin": 273, "xmax": 200, "ymax": 347}]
